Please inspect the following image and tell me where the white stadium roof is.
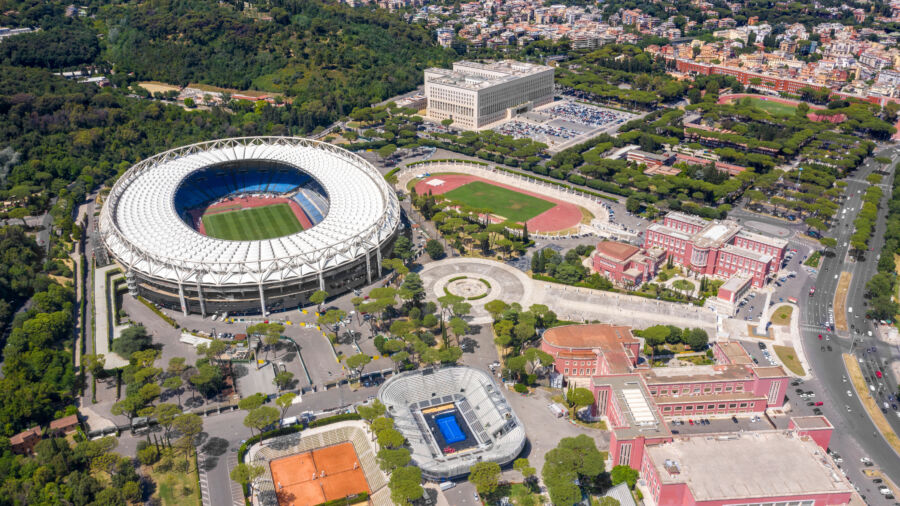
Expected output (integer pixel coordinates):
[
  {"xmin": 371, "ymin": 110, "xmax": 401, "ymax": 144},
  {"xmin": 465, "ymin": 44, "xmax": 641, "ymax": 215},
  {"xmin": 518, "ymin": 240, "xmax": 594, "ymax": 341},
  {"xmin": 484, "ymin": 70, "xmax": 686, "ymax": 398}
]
[{"xmin": 99, "ymin": 137, "xmax": 400, "ymax": 286}]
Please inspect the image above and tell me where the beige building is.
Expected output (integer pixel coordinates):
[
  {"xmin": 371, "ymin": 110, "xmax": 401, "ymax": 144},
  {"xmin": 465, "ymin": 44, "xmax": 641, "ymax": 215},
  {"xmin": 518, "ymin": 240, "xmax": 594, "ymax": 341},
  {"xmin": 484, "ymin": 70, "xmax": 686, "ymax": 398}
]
[{"xmin": 424, "ymin": 60, "xmax": 554, "ymax": 130}]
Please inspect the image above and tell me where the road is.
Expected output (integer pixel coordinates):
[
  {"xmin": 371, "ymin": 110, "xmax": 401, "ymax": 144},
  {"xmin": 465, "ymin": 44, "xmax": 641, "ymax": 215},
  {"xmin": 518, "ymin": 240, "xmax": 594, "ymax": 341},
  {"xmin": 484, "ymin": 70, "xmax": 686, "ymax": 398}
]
[{"xmin": 793, "ymin": 144, "xmax": 900, "ymax": 502}]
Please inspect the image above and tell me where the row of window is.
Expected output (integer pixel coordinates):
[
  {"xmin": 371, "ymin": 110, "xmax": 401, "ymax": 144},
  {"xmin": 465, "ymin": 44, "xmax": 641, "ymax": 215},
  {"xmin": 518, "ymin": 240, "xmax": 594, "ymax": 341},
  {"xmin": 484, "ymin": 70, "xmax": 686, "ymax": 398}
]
[
  {"xmin": 650, "ymin": 383, "xmax": 746, "ymax": 396},
  {"xmin": 661, "ymin": 401, "xmax": 751, "ymax": 412},
  {"xmin": 563, "ymin": 368, "xmax": 596, "ymax": 376}
]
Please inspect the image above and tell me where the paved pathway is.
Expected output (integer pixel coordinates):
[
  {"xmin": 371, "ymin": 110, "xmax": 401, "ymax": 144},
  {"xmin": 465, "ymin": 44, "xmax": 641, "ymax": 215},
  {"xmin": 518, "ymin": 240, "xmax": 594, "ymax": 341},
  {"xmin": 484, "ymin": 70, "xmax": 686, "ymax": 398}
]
[{"xmin": 419, "ymin": 258, "xmax": 717, "ymax": 333}]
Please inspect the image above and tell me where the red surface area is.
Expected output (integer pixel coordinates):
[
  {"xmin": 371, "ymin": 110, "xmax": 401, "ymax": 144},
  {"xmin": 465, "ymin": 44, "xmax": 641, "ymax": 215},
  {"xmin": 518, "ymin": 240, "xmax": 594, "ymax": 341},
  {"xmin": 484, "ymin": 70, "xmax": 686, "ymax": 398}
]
[
  {"xmin": 269, "ymin": 442, "xmax": 369, "ymax": 506},
  {"xmin": 414, "ymin": 174, "xmax": 583, "ymax": 233},
  {"xmin": 188, "ymin": 195, "xmax": 314, "ymax": 235}
]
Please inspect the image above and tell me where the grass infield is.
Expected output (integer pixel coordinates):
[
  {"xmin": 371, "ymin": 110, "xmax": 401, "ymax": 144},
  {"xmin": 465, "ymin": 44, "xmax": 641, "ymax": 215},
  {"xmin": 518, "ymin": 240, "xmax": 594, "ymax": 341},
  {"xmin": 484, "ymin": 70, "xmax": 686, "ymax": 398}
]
[
  {"xmin": 442, "ymin": 181, "xmax": 555, "ymax": 223},
  {"xmin": 202, "ymin": 203, "xmax": 302, "ymax": 240},
  {"xmin": 743, "ymin": 97, "xmax": 797, "ymax": 116}
]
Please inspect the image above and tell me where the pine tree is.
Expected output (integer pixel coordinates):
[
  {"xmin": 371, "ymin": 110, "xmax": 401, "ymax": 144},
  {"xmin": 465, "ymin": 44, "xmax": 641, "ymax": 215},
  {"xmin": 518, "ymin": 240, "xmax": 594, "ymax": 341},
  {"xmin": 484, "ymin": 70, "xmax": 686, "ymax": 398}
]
[{"xmin": 522, "ymin": 222, "xmax": 529, "ymax": 242}]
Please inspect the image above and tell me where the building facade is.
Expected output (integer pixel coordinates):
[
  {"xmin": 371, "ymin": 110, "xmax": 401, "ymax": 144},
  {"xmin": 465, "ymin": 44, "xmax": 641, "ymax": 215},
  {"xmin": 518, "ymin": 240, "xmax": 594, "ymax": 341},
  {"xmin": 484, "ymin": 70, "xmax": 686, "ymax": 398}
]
[
  {"xmin": 643, "ymin": 212, "xmax": 788, "ymax": 288},
  {"xmin": 424, "ymin": 60, "xmax": 554, "ymax": 130},
  {"xmin": 592, "ymin": 241, "xmax": 666, "ymax": 287}
]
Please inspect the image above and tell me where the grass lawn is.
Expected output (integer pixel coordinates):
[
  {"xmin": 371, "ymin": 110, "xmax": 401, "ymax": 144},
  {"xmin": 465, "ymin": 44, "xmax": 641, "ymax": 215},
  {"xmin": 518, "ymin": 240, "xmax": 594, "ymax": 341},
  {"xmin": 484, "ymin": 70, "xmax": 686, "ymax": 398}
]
[
  {"xmin": 771, "ymin": 305, "xmax": 793, "ymax": 326},
  {"xmin": 804, "ymin": 251, "xmax": 822, "ymax": 267},
  {"xmin": 443, "ymin": 181, "xmax": 555, "ymax": 223},
  {"xmin": 741, "ymin": 97, "xmax": 798, "ymax": 116},
  {"xmin": 773, "ymin": 345, "xmax": 805, "ymax": 376},
  {"xmin": 672, "ymin": 279, "xmax": 695, "ymax": 291},
  {"xmin": 145, "ymin": 455, "xmax": 201, "ymax": 506},
  {"xmin": 202, "ymin": 203, "xmax": 302, "ymax": 241}
]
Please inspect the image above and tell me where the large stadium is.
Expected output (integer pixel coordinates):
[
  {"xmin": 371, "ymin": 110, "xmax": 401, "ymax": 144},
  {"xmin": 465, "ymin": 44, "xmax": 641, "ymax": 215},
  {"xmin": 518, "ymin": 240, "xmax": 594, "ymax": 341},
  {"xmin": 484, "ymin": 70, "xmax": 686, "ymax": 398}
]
[
  {"xmin": 99, "ymin": 137, "xmax": 401, "ymax": 316},
  {"xmin": 377, "ymin": 366, "xmax": 526, "ymax": 480}
]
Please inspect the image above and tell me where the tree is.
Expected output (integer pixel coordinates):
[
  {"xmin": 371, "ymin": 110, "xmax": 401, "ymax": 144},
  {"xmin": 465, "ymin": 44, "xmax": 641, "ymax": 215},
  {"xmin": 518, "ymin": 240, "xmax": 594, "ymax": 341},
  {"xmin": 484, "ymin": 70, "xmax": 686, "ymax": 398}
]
[
  {"xmin": 441, "ymin": 118, "xmax": 453, "ymax": 127},
  {"xmin": 317, "ymin": 309, "xmax": 347, "ymax": 329},
  {"xmin": 377, "ymin": 143, "xmax": 397, "ymax": 160},
  {"xmin": 390, "ymin": 466, "xmax": 424, "ymax": 504},
  {"xmin": 566, "ymin": 387, "xmax": 595, "ymax": 413},
  {"xmin": 484, "ymin": 299, "xmax": 509, "ymax": 319},
  {"xmin": 399, "ymin": 272, "xmax": 425, "ymax": 305},
  {"xmin": 513, "ymin": 457, "xmax": 536, "ymax": 479},
  {"xmin": 247, "ymin": 323, "xmax": 284, "ymax": 361},
  {"xmin": 819, "ymin": 236, "xmax": 837, "ymax": 250},
  {"xmin": 357, "ymin": 399, "xmax": 387, "ymax": 422},
  {"xmin": 196, "ymin": 339, "xmax": 228, "ymax": 364},
  {"xmin": 683, "ymin": 328, "xmax": 709, "ymax": 350},
  {"xmin": 378, "ymin": 447, "xmax": 412, "ymax": 472},
  {"xmin": 154, "ymin": 403, "xmax": 181, "ymax": 444},
  {"xmin": 309, "ymin": 290, "xmax": 328, "ymax": 312},
  {"xmin": 163, "ymin": 375, "xmax": 183, "ymax": 406},
  {"xmin": 273, "ymin": 370, "xmax": 294, "ymax": 391},
  {"xmin": 82, "ymin": 353, "xmax": 106, "ymax": 377},
  {"xmin": 425, "ymin": 239, "xmax": 445, "ymax": 259},
  {"xmin": 113, "ymin": 325, "xmax": 152, "ymax": 357},
  {"xmin": 244, "ymin": 406, "xmax": 280, "ymax": 437},
  {"xmin": 230, "ymin": 463, "xmax": 265, "ymax": 487},
  {"xmin": 468, "ymin": 461, "xmax": 502, "ymax": 496},
  {"xmin": 276, "ymin": 393, "xmax": 297, "ymax": 422},
  {"xmin": 610, "ymin": 465, "xmax": 639, "ymax": 489},
  {"xmin": 346, "ymin": 353, "xmax": 372, "ymax": 378},
  {"xmin": 377, "ymin": 427, "xmax": 406, "ymax": 448},
  {"xmin": 449, "ymin": 316, "xmax": 468, "ymax": 346},
  {"xmin": 239, "ymin": 392, "xmax": 267, "ymax": 412},
  {"xmin": 172, "ymin": 413, "xmax": 203, "ymax": 462}
]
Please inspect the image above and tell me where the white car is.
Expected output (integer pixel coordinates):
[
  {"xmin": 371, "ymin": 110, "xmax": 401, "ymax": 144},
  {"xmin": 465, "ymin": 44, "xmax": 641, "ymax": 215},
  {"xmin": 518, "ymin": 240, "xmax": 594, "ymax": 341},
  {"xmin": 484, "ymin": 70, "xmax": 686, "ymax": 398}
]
[{"xmin": 847, "ymin": 390, "xmax": 853, "ymax": 397}]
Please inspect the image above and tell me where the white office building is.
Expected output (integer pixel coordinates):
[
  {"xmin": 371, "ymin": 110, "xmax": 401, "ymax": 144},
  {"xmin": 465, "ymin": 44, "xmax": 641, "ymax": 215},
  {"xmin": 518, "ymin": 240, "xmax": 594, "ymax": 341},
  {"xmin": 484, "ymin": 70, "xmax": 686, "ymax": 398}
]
[{"xmin": 424, "ymin": 60, "xmax": 555, "ymax": 130}]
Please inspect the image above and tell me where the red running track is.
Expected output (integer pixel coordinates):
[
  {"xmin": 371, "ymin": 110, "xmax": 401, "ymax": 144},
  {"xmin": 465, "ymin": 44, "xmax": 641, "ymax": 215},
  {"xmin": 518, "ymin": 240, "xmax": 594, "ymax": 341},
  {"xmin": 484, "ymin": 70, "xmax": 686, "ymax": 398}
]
[
  {"xmin": 414, "ymin": 174, "xmax": 583, "ymax": 233},
  {"xmin": 188, "ymin": 195, "xmax": 314, "ymax": 235}
]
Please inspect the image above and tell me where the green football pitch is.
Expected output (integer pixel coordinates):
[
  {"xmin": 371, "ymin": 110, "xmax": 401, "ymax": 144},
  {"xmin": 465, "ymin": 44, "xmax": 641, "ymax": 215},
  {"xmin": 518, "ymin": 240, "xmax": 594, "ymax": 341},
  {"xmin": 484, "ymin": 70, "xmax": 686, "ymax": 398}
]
[
  {"xmin": 202, "ymin": 203, "xmax": 303, "ymax": 240},
  {"xmin": 743, "ymin": 97, "xmax": 797, "ymax": 116},
  {"xmin": 442, "ymin": 181, "xmax": 555, "ymax": 223}
]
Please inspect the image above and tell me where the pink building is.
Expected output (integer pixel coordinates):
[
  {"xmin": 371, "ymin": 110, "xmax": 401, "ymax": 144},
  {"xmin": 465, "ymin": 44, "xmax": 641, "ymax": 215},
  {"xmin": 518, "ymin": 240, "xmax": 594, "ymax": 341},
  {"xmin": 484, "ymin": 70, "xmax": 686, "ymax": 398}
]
[
  {"xmin": 592, "ymin": 241, "xmax": 666, "ymax": 287},
  {"xmin": 639, "ymin": 429, "xmax": 852, "ymax": 506},
  {"xmin": 643, "ymin": 212, "xmax": 788, "ymax": 288}
]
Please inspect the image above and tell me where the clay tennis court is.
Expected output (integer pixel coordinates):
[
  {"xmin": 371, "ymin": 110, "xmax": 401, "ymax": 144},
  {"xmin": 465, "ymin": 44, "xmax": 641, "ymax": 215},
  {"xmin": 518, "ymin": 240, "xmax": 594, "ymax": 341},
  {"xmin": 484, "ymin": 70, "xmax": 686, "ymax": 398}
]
[
  {"xmin": 269, "ymin": 442, "xmax": 369, "ymax": 506},
  {"xmin": 414, "ymin": 174, "xmax": 584, "ymax": 233}
]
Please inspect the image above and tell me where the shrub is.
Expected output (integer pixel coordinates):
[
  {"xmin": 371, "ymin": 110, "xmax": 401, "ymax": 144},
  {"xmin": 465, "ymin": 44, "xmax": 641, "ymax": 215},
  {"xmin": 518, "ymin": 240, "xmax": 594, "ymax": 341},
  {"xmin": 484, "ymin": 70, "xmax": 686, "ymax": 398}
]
[{"xmin": 514, "ymin": 383, "xmax": 528, "ymax": 393}]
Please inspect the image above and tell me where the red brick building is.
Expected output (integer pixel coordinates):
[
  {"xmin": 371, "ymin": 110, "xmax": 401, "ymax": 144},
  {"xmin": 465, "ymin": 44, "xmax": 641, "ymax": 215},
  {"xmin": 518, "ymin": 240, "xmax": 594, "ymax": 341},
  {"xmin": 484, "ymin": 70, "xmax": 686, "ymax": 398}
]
[
  {"xmin": 643, "ymin": 212, "xmax": 788, "ymax": 288},
  {"xmin": 592, "ymin": 241, "xmax": 666, "ymax": 287}
]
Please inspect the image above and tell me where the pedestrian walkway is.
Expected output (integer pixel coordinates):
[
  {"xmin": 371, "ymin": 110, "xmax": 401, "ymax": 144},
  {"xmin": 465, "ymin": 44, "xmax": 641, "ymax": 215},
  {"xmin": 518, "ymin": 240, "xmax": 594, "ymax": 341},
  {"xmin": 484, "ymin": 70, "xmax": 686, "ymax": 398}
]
[{"xmin": 93, "ymin": 264, "xmax": 129, "ymax": 368}]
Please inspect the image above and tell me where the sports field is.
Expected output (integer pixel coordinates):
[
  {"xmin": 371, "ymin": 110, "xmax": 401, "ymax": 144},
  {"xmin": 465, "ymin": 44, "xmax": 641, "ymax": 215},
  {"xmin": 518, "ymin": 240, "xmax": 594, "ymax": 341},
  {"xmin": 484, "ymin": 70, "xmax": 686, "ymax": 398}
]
[
  {"xmin": 202, "ymin": 203, "xmax": 302, "ymax": 240},
  {"xmin": 443, "ymin": 181, "xmax": 555, "ymax": 223}
]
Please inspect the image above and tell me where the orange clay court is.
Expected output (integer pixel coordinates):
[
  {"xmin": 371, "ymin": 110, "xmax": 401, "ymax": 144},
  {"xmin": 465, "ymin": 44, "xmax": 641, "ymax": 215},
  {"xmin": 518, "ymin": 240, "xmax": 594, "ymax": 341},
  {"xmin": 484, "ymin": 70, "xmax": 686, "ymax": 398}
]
[{"xmin": 270, "ymin": 442, "xmax": 369, "ymax": 506}]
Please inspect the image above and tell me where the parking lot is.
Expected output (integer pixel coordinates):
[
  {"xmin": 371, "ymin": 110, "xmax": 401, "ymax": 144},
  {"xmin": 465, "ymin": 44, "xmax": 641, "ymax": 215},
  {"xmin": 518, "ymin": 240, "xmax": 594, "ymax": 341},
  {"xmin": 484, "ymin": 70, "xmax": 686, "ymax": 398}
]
[
  {"xmin": 491, "ymin": 100, "xmax": 634, "ymax": 153},
  {"xmin": 667, "ymin": 414, "xmax": 773, "ymax": 435}
]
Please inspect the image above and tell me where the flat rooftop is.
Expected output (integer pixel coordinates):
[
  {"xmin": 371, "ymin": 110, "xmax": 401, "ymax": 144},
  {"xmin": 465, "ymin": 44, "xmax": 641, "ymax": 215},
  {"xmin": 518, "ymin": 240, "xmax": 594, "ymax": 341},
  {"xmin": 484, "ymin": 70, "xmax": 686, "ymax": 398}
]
[
  {"xmin": 425, "ymin": 59, "xmax": 553, "ymax": 91},
  {"xmin": 647, "ymin": 223, "xmax": 692, "ymax": 241},
  {"xmin": 717, "ymin": 341, "xmax": 753, "ymax": 365},
  {"xmin": 791, "ymin": 416, "xmax": 833, "ymax": 429},
  {"xmin": 736, "ymin": 229, "xmax": 789, "ymax": 249},
  {"xmin": 594, "ymin": 375, "xmax": 671, "ymax": 440},
  {"xmin": 720, "ymin": 243, "xmax": 773, "ymax": 264},
  {"xmin": 647, "ymin": 432, "xmax": 852, "ymax": 501},
  {"xmin": 640, "ymin": 364, "xmax": 755, "ymax": 384},
  {"xmin": 694, "ymin": 220, "xmax": 740, "ymax": 249},
  {"xmin": 752, "ymin": 365, "xmax": 788, "ymax": 378}
]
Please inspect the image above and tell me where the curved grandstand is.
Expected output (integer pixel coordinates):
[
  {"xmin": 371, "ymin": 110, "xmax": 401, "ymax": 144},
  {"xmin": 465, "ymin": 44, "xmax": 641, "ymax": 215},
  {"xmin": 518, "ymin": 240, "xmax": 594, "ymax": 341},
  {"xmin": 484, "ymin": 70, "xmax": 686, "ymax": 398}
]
[
  {"xmin": 99, "ymin": 137, "xmax": 401, "ymax": 316},
  {"xmin": 377, "ymin": 366, "xmax": 526, "ymax": 480}
]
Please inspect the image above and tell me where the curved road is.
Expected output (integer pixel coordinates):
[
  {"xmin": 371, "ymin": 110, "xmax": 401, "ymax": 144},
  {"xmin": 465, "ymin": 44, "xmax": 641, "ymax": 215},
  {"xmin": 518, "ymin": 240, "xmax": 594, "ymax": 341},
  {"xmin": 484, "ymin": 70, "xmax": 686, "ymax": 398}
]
[{"xmin": 798, "ymin": 144, "xmax": 900, "ymax": 501}]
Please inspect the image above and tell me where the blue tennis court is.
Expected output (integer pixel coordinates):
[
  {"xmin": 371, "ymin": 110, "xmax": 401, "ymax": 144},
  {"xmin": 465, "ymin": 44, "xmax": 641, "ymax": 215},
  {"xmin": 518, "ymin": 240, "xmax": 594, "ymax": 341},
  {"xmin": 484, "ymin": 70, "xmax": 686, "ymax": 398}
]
[{"xmin": 435, "ymin": 413, "xmax": 466, "ymax": 444}]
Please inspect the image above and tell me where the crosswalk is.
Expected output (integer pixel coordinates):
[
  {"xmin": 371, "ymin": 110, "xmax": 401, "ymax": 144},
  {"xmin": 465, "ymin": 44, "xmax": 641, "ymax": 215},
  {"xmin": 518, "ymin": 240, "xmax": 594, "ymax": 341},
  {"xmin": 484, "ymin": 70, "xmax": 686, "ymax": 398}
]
[
  {"xmin": 225, "ymin": 453, "xmax": 245, "ymax": 506},
  {"xmin": 197, "ymin": 451, "xmax": 211, "ymax": 506}
]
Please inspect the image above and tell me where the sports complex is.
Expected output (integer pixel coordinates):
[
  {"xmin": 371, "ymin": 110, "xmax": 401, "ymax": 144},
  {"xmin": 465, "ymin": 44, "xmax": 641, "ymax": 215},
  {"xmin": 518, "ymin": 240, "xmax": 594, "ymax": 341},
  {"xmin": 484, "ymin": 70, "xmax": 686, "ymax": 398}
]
[
  {"xmin": 411, "ymin": 172, "xmax": 593, "ymax": 233},
  {"xmin": 99, "ymin": 137, "xmax": 401, "ymax": 316},
  {"xmin": 247, "ymin": 421, "xmax": 388, "ymax": 506},
  {"xmin": 377, "ymin": 366, "xmax": 526, "ymax": 480}
]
